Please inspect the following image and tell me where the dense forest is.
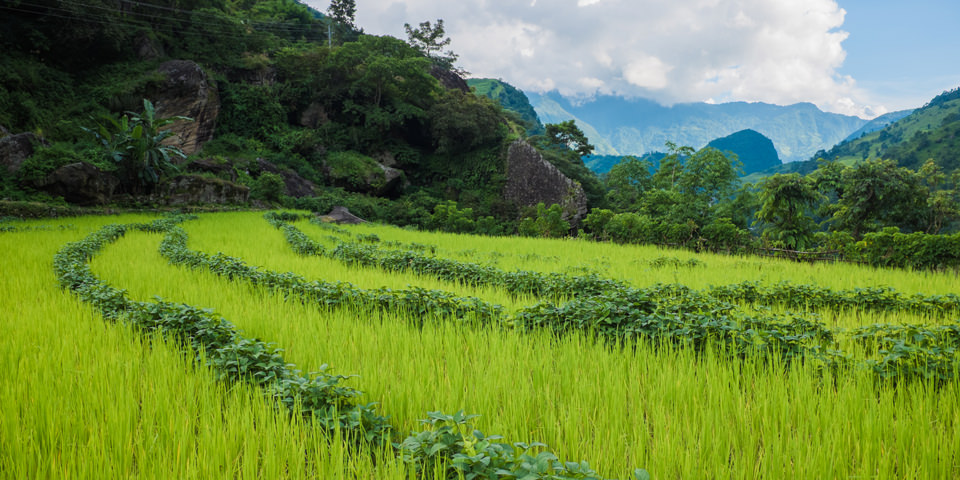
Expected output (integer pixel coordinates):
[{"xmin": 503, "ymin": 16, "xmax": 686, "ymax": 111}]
[
  {"xmin": 0, "ymin": 0, "xmax": 542, "ymax": 228},
  {"xmin": 2, "ymin": 0, "xmax": 960, "ymax": 269}
]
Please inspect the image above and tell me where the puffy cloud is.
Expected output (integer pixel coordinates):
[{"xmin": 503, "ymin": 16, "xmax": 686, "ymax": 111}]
[{"xmin": 305, "ymin": 0, "xmax": 882, "ymax": 117}]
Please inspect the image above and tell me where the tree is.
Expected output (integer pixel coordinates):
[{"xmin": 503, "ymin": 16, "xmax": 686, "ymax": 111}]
[
  {"xmin": 605, "ymin": 156, "xmax": 652, "ymax": 211},
  {"xmin": 84, "ymin": 99, "xmax": 191, "ymax": 194},
  {"xmin": 755, "ymin": 173, "xmax": 823, "ymax": 250},
  {"xmin": 651, "ymin": 141, "xmax": 694, "ymax": 190},
  {"xmin": 676, "ymin": 146, "xmax": 742, "ymax": 204},
  {"xmin": 829, "ymin": 159, "xmax": 926, "ymax": 237},
  {"xmin": 404, "ymin": 19, "xmax": 459, "ymax": 71},
  {"xmin": 327, "ymin": 0, "xmax": 356, "ymax": 29},
  {"xmin": 544, "ymin": 120, "xmax": 594, "ymax": 157}
]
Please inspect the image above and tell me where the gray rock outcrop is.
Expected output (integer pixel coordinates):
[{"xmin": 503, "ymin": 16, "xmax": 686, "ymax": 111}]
[
  {"xmin": 430, "ymin": 65, "xmax": 469, "ymax": 92},
  {"xmin": 503, "ymin": 140, "xmax": 588, "ymax": 224},
  {"xmin": 153, "ymin": 60, "xmax": 220, "ymax": 155},
  {"xmin": 320, "ymin": 206, "xmax": 366, "ymax": 224},
  {"xmin": 36, "ymin": 162, "xmax": 119, "ymax": 205},
  {"xmin": 159, "ymin": 174, "xmax": 249, "ymax": 205},
  {"xmin": 0, "ymin": 132, "xmax": 46, "ymax": 175}
]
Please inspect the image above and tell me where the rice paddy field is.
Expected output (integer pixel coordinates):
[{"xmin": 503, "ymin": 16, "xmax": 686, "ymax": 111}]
[{"xmin": 2, "ymin": 210, "xmax": 959, "ymax": 479}]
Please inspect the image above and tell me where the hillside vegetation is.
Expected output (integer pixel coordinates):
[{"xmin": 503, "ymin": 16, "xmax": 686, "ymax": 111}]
[
  {"xmin": 817, "ymin": 87, "xmax": 960, "ymax": 171},
  {"xmin": 0, "ymin": 0, "xmax": 568, "ymax": 229}
]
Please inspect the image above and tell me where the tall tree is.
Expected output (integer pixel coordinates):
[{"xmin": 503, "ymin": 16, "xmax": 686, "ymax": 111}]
[
  {"xmin": 829, "ymin": 158, "xmax": 926, "ymax": 237},
  {"xmin": 755, "ymin": 173, "xmax": 823, "ymax": 250},
  {"xmin": 605, "ymin": 156, "xmax": 653, "ymax": 211},
  {"xmin": 544, "ymin": 120, "xmax": 595, "ymax": 157},
  {"xmin": 327, "ymin": 0, "xmax": 356, "ymax": 29},
  {"xmin": 404, "ymin": 19, "xmax": 459, "ymax": 71}
]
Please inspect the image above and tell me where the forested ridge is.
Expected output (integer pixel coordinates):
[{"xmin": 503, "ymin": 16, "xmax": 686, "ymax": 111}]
[{"xmin": 2, "ymin": 0, "xmax": 960, "ymax": 270}]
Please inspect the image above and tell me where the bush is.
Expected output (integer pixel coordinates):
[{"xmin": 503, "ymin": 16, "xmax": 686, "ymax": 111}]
[
  {"xmin": 324, "ymin": 151, "xmax": 384, "ymax": 191},
  {"xmin": 251, "ymin": 172, "xmax": 286, "ymax": 203},
  {"xmin": 518, "ymin": 203, "xmax": 569, "ymax": 238}
]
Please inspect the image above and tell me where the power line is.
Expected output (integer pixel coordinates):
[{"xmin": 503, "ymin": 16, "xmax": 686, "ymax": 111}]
[{"xmin": 0, "ymin": 0, "xmax": 330, "ymax": 42}]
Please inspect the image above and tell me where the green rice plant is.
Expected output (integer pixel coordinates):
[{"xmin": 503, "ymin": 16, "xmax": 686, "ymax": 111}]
[
  {"xmin": 85, "ymin": 212, "xmax": 960, "ymax": 478},
  {"xmin": 0, "ymin": 216, "xmax": 407, "ymax": 479}
]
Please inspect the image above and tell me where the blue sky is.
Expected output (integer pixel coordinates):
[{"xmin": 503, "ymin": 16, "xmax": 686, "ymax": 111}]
[
  {"xmin": 836, "ymin": 0, "xmax": 960, "ymax": 112},
  {"xmin": 309, "ymin": 0, "xmax": 960, "ymax": 118}
]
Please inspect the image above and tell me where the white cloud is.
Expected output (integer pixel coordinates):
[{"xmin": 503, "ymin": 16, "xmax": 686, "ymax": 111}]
[
  {"xmin": 623, "ymin": 55, "xmax": 672, "ymax": 90},
  {"xmin": 305, "ymin": 0, "xmax": 884, "ymax": 117}
]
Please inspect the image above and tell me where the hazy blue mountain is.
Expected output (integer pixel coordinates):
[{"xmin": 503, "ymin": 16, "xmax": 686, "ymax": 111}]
[
  {"xmin": 842, "ymin": 109, "xmax": 915, "ymax": 143},
  {"xmin": 707, "ymin": 129, "xmax": 780, "ymax": 175},
  {"xmin": 526, "ymin": 91, "xmax": 869, "ymax": 163}
]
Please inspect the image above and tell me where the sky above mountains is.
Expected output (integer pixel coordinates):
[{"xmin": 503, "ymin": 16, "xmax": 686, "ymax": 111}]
[{"xmin": 307, "ymin": 0, "xmax": 960, "ymax": 119}]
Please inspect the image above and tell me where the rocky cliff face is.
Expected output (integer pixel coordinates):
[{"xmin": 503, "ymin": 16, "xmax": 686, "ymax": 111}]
[
  {"xmin": 153, "ymin": 60, "xmax": 220, "ymax": 155},
  {"xmin": 503, "ymin": 140, "xmax": 588, "ymax": 224}
]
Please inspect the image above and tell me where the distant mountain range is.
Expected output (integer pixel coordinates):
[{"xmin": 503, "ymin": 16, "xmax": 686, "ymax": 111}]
[
  {"xmin": 742, "ymin": 86, "xmax": 960, "ymax": 181},
  {"xmin": 525, "ymin": 91, "xmax": 868, "ymax": 163}
]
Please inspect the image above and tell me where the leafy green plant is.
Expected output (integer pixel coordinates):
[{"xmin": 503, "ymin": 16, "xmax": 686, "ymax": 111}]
[{"xmin": 83, "ymin": 99, "xmax": 191, "ymax": 194}]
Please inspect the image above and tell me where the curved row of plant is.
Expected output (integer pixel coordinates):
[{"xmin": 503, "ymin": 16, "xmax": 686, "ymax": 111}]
[
  {"xmin": 271, "ymin": 213, "xmax": 960, "ymax": 319},
  {"xmin": 55, "ymin": 215, "xmax": 638, "ymax": 480},
  {"xmin": 706, "ymin": 281, "xmax": 960, "ymax": 318},
  {"xmin": 265, "ymin": 212, "xmax": 625, "ymax": 299},
  {"xmin": 227, "ymin": 214, "xmax": 958, "ymax": 384},
  {"xmin": 53, "ymin": 216, "xmax": 393, "ymax": 444}
]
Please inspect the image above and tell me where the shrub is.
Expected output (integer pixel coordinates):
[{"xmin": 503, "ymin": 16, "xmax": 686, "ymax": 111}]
[{"xmin": 251, "ymin": 172, "xmax": 286, "ymax": 203}]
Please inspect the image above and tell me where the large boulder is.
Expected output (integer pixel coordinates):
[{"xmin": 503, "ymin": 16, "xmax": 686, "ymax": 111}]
[
  {"xmin": 319, "ymin": 206, "xmax": 366, "ymax": 224},
  {"xmin": 36, "ymin": 162, "xmax": 118, "ymax": 205},
  {"xmin": 503, "ymin": 140, "xmax": 588, "ymax": 224},
  {"xmin": 323, "ymin": 151, "xmax": 404, "ymax": 197},
  {"xmin": 0, "ymin": 132, "xmax": 46, "ymax": 175},
  {"xmin": 159, "ymin": 174, "xmax": 249, "ymax": 205},
  {"xmin": 153, "ymin": 60, "xmax": 219, "ymax": 155},
  {"xmin": 430, "ymin": 65, "xmax": 469, "ymax": 92},
  {"xmin": 255, "ymin": 158, "xmax": 317, "ymax": 198}
]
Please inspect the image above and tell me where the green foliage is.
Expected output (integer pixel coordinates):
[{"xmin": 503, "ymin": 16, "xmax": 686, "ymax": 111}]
[
  {"xmin": 427, "ymin": 200, "xmax": 475, "ymax": 233},
  {"xmin": 267, "ymin": 214, "xmax": 622, "ymax": 299},
  {"xmin": 83, "ymin": 99, "xmax": 190, "ymax": 194},
  {"xmin": 15, "ymin": 142, "xmax": 108, "ymax": 187},
  {"xmin": 217, "ymin": 83, "xmax": 286, "ymax": 141},
  {"xmin": 828, "ymin": 159, "xmax": 926, "ymax": 237},
  {"xmin": 755, "ymin": 173, "xmax": 823, "ymax": 250},
  {"xmin": 398, "ymin": 411, "xmax": 627, "ymax": 480},
  {"xmin": 327, "ymin": 0, "xmax": 357, "ymax": 29},
  {"xmin": 604, "ymin": 156, "xmax": 653, "ymax": 211},
  {"xmin": 324, "ymin": 151, "xmax": 385, "ymax": 191},
  {"xmin": 428, "ymin": 90, "xmax": 507, "ymax": 155},
  {"xmin": 544, "ymin": 120, "xmax": 595, "ymax": 157},
  {"xmin": 404, "ymin": 19, "xmax": 459, "ymax": 72},
  {"xmin": 467, "ymin": 78, "xmax": 544, "ymax": 135},
  {"xmin": 250, "ymin": 172, "xmax": 286, "ymax": 203},
  {"xmin": 519, "ymin": 203, "xmax": 570, "ymax": 238}
]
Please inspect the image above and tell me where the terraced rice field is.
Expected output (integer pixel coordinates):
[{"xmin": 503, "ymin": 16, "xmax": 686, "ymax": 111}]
[{"xmin": 2, "ymin": 211, "xmax": 958, "ymax": 479}]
